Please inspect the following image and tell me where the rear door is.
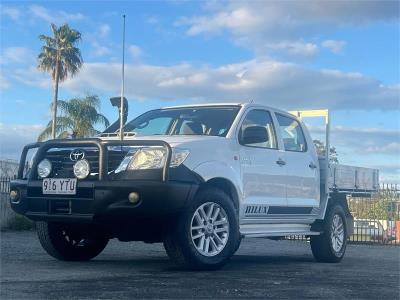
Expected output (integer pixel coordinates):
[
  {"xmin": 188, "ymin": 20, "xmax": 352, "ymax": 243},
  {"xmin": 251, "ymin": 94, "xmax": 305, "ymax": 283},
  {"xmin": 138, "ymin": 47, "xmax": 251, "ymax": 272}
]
[
  {"xmin": 239, "ymin": 109, "xmax": 287, "ymax": 219},
  {"xmin": 275, "ymin": 113, "xmax": 319, "ymax": 209}
]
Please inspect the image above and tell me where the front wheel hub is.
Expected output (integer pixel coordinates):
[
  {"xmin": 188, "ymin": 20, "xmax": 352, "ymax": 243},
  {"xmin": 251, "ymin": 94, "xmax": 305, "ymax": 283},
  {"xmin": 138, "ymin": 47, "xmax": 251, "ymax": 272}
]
[{"xmin": 190, "ymin": 202, "xmax": 230, "ymax": 257}]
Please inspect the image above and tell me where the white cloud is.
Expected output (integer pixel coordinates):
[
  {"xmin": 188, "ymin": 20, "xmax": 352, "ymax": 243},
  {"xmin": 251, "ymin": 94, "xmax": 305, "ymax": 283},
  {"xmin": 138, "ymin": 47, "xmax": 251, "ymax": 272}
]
[
  {"xmin": 372, "ymin": 164, "xmax": 400, "ymax": 174},
  {"xmin": 302, "ymin": 124, "xmax": 400, "ymax": 183},
  {"xmin": 87, "ymin": 24, "xmax": 113, "ymax": 57},
  {"xmin": 12, "ymin": 66, "xmax": 50, "ymax": 89},
  {"xmin": 0, "ymin": 73, "xmax": 11, "ymax": 89},
  {"xmin": 178, "ymin": 5, "xmax": 263, "ymax": 36},
  {"xmin": 263, "ymin": 41, "xmax": 319, "ymax": 57},
  {"xmin": 370, "ymin": 164, "xmax": 400, "ymax": 184},
  {"xmin": 374, "ymin": 164, "xmax": 400, "ymax": 174},
  {"xmin": 61, "ymin": 59, "xmax": 399, "ymax": 111},
  {"xmin": 1, "ymin": 6, "xmax": 22, "ymax": 21},
  {"xmin": 365, "ymin": 142, "xmax": 400, "ymax": 154},
  {"xmin": 322, "ymin": 40, "xmax": 347, "ymax": 54},
  {"xmin": 28, "ymin": 5, "xmax": 85, "ymax": 24},
  {"xmin": 2, "ymin": 5, "xmax": 86, "ymax": 26},
  {"xmin": 0, "ymin": 123, "xmax": 44, "ymax": 159},
  {"xmin": 146, "ymin": 15, "xmax": 160, "ymax": 25},
  {"xmin": 128, "ymin": 45, "xmax": 142, "ymax": 59},
  {"xmin": 182, "ymin": 1, "xmax": 399, "ymax": 35},
  {"xmin": 98, "ymin": 24, "xmax": 111, "ymax": 38},
  {"xmin": 91, "ymin": 41, "xmax": 111, "ymax": 57},
  {"xmin": 178, "ymin": 1, "xmax": 399, "ymax": 56},
  {"xmin": 0, "ymin": 47, "xmax": 34, "ymax": 65},
  {"xmin": 309, "ymin": 125, "xmax": 400, "ymax": 155}
]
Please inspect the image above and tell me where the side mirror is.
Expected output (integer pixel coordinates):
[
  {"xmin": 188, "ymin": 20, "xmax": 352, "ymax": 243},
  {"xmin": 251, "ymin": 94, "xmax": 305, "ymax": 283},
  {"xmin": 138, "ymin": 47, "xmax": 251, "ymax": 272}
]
[{"xmin": 240, "ymin": 126, "xmax": 269, "ymax": 145}]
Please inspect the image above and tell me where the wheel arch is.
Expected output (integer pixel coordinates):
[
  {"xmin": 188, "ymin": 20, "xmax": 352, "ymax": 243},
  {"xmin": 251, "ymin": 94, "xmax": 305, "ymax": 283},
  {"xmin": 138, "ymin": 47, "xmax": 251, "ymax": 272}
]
[
  {"xmin": 328, "ymin": 193, "xmax": 352, "ymax": 216},
  {"xmin": 313, "ymin": 192, "xmax": 354, "ymax": 237},
  {"xmin": 192, "ymin": 161, "xmax": 242, "ymax": 212},
  {"xmin": 199, "ymin": 177, "xmax": 240, "ymax": 212}
]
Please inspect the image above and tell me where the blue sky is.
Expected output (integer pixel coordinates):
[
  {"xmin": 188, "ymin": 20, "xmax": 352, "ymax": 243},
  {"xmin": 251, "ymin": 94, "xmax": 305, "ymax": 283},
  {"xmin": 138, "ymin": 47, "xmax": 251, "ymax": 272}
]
[{"xmin": 0, "ymin": 0, "xmax": 399, "ymax": 182}]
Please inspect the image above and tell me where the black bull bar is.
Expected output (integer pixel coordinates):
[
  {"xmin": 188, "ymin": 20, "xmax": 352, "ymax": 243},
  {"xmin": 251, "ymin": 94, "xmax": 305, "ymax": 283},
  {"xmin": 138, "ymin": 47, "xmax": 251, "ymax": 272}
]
[{"xmin": 17, "ymin": 138, "xmax": 172, "ymax": 181}]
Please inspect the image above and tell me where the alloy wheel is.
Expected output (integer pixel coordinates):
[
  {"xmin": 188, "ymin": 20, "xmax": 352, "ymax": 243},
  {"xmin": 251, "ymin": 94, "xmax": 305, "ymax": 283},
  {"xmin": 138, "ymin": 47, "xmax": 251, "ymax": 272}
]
[{"xmin": 190, "ymin": 202, "xmax": 230, "ymax": 257}]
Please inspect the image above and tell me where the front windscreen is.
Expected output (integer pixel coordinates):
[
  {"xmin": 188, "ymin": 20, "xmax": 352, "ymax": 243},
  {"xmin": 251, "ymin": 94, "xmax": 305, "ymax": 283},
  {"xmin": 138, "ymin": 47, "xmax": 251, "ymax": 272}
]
[{"xmin": 123, "ymin": 106, "xmax": 240, "ymax": 137}]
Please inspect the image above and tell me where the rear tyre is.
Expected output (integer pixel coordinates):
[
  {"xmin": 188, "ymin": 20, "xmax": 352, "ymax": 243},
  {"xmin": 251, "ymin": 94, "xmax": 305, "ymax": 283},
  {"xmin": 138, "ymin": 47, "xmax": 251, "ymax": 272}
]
[
  {"xmin": 37, "ymin": 222, "xmax": 109, "ymax": 261},
  {"xmin": 310, "ymin": 205, "xmax": 347, "ymax": 263},
  {"xmin": 164, "ymin": 188, "xmax": 239, "ymax": 270}
]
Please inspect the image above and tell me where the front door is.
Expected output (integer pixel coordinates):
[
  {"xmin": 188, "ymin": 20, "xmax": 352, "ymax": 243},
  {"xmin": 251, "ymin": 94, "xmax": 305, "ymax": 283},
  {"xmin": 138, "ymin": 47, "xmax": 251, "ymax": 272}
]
[
  {"xmin": 275, "ymin": 113, "xmax": 320, "ymax": 209},
  {"xmin": 239, "ymin": 109, "xmax": 287, "ymax": 220}
]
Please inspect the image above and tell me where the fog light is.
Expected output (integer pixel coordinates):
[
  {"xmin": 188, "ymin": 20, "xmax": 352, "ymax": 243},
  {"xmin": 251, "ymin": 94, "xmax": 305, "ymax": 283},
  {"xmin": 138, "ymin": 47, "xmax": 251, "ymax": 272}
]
[
  {"xmin": 10, "ymin": 190, "xmax": 19, "ymax": 203},
  {"xmin": 73, "ymin": 159, "xmax": 90, "ymax": 179},
  {"xmin": 128, "ymin": 192, "xmax": 139, "ymax": 204}
]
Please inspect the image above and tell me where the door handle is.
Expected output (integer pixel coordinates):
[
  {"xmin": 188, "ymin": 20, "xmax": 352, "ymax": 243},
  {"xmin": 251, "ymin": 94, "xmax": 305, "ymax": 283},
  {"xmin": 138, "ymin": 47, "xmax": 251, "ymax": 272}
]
[
  {"xmin": 309, "ymin": 162, "xmax": 317, "ymax": 169},
  {"xmin": 276, "ymin": 158, "xmax": 286, "ymax": 166}
]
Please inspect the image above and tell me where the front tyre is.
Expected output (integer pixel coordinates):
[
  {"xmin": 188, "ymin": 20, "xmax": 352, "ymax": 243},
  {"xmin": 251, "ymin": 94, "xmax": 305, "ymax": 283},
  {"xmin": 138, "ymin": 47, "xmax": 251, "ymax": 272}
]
[
  {"xmin": 310, "ymin": 205, "xmax": 347, "ymax": 263},
  {"xmin": 164, "ymin": 188, "xmax": 239, "ymax": 270},
  {"xmin": 37, "ymin": 222, "xmax": 109, "ymax": 261}
]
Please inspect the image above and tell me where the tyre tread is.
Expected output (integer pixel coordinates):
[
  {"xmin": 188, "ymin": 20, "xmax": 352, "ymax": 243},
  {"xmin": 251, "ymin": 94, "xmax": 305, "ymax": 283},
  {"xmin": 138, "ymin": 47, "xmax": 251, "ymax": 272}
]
[{"xmin": 36, "ymin": 222, "xmax": 108, "ymax": 261}]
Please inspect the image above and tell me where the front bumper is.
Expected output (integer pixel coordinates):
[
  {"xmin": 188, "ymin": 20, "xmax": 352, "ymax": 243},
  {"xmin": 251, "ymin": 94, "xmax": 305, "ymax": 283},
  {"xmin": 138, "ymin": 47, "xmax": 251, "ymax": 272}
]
[
  {"xmin": 11, "ymin": 138, "xmax": 202, "ymax": 225},
  {"xmin": 10, "ymin": 179, "xmax": 198, "ymax": 223}
]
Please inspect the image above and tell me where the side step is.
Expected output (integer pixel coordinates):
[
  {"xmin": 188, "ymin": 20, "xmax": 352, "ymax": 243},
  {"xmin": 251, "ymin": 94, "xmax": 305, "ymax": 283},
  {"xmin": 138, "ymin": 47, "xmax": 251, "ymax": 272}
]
[{"xmin": 240, "ymin": 223, "xmax": 320, "ymax": 238}]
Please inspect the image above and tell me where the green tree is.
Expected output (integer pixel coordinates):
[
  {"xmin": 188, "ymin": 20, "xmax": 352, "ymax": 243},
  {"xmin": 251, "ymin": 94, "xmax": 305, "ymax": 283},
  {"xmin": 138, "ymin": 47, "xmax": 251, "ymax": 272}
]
[
  {"xmin": 349, "ymin": 193, "xmax": 399, "ymax": 221},
  {"xmin": 38, "ymin": 23, "xmax": 83, "ymax": 139},
  {"xmin": 38, "ymin": 95, "xmax": 110, "ymax": 141},
  {"xmin": 313, "ymin": 139, "xmax": 339, "ymax": 163}
]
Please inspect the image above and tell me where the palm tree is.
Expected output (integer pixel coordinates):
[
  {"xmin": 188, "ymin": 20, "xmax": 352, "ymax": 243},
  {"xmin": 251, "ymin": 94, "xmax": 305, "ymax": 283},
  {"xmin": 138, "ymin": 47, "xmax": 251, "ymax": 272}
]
[
  {"xmin": 38, "ymin": 23, "xmax": 83, "ymax": 139},
  {"xmin": 38, "ymin": 95, "xmax": 110, "ymax": 141}
]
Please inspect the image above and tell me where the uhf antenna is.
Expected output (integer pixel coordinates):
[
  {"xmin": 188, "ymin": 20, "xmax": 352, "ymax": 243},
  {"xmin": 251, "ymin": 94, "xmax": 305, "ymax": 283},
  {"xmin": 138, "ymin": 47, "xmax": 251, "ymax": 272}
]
[{"xmin": 119, "ymin": 15, "xmax": 126, "ymax": 140}]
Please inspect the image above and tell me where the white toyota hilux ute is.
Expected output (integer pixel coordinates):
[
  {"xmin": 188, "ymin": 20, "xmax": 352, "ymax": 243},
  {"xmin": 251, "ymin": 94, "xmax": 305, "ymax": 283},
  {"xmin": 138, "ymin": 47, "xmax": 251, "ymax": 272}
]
[{"xmin": 10, "ymin": 103, "xmax": 379, "ymax": 269}]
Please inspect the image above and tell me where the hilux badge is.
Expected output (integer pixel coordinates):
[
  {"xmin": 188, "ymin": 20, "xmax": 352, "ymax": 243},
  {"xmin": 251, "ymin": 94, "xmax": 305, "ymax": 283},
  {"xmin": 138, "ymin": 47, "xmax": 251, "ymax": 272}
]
[
  {"xmin": 70, "ymin": 149, "xmax": 85, "ymax": 161},
  {"xmin": 245, "ymin": 205, "xmax": 269, "ymax": 216}
]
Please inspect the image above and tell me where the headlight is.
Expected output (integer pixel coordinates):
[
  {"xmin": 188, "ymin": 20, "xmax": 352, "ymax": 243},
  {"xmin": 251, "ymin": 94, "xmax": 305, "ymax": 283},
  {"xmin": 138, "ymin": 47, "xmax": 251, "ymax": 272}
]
[
  {"xmin": 73, "ymin": 159, "xmax": 90, "ymax": 179},
  {"xmin": 170, "ymin": 148, "xmax": 190, "ymax": 167},
  {"xmin": 37, "ymin": 159, "xmax": 52, "ymax": 178},
  {"xmin": 115, "ymin": 147, "xmax": 190, "ymax": 173},
  {"xmin": 130, "ymin": 148, "xmax": 167, "ymax": 170}
]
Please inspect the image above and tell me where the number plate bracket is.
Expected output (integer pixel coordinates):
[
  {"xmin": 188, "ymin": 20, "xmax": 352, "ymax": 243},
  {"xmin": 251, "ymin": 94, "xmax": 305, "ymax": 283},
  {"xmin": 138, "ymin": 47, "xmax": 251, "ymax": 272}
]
[{"xmin": 42, "ymin": 178, "xmax": 77, "ymax": 195}]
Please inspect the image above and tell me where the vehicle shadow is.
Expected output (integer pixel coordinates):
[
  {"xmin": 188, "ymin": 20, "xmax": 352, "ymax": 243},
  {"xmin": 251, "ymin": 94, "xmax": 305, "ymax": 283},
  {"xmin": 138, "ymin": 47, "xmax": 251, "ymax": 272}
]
[
  {"xmin": 68, "ymin": 253, "xmax": 317, "ymax": 273},
  {"xmin": 232, "ymin": 254, "xmax": 315, "ymax": 264}
]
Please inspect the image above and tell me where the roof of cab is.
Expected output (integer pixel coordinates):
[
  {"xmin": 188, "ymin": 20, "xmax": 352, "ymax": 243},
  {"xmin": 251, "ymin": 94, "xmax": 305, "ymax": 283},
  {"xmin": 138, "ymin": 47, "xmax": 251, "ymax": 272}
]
[
  {"xmin": 161, "ymin": 102, "xmax": 244, "ymax": 109},
  {"xmin": 160, "ymin": 102, "xmax": 292, "ymax": 116}
]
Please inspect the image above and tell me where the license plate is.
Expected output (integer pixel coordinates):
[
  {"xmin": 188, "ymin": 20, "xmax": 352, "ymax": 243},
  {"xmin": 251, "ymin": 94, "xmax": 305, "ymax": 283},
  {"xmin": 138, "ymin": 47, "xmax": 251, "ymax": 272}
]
[{"xmin": 42, "ymin": 178, "xmax": 77, "ymax": 195}]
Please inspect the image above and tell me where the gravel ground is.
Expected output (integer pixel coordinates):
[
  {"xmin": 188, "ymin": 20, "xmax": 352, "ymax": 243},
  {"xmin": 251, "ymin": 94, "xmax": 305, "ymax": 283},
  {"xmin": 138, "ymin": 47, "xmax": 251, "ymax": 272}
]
[{"xmin": 1, "ymin": 230, "xmax": 399, "ymax": 299}]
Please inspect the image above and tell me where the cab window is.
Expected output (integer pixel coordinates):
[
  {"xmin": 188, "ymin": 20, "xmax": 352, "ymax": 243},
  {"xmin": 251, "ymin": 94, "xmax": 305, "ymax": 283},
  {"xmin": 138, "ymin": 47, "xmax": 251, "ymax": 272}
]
[
  {"xmin": 276, "ymin": 114, "xmax": 307, "ymax": 152},
  {"xmin": 134, "ymin": 117, "xmax": 173, "ymax": 135},
  {"xmin": 239, "ymin": 110, "xmax": 277, "ymax": 149},
  {"xmin": 123, "ymin": 106, "xmax": 240, "ymax": 137}
]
